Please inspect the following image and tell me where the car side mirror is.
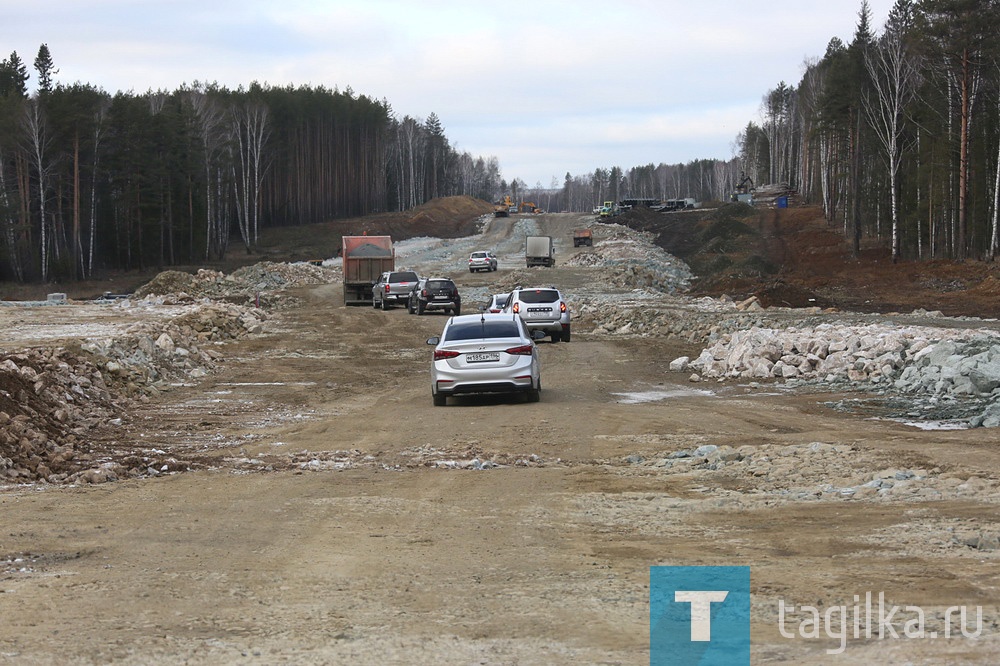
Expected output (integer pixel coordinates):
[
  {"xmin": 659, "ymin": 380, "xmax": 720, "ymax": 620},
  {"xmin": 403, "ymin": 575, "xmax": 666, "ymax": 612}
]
[{"xmin": 427, "ymin": 336, "xmax": 440, "ymax": 345}]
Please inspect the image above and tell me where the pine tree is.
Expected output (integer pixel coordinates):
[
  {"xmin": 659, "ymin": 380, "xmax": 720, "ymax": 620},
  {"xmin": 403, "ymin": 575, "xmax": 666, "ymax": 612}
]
[
  {"xmin": 33, "ymin": 44, "xmax": 57, "ymax": 94},
  {"xmin": 0, "ymin": 51, "xmax": 29, "ymax": 98}
]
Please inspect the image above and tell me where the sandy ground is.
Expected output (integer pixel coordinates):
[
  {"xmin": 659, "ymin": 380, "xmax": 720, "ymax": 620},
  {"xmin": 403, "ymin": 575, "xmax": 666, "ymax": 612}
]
[{"xmin": 1, "ymin": 213, "xmax": 999, "ymax": 664}]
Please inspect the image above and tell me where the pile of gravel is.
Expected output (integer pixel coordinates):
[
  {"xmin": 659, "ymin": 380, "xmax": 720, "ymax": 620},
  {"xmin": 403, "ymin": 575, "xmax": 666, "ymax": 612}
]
[
  {"xmin": 670, "ymin": 323, "xmax": 1000, "ymax": 427},
  {"xmin": 2, "ymin": 284, "xmax": 273, "ymax": 485},
  {"xmin": 134, "ymin": 262, "xmax": 338, "ymax": 306}
]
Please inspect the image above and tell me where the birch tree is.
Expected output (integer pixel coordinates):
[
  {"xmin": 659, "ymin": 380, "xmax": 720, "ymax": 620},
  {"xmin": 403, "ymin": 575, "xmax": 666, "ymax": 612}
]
[
  {"xmin": 230, "ymin": 97, "xmax": 270, "ymax": 251},
  {"xmin": 865, "ymin": 0, "xmax": 921, "ymax": 261},
  {"xmin": 22, "ymin": 97, "xmax": 52, "ymax": 281},
  {"xmin": 184, "ymin": 88, "xmax": 227, "ymax": 259}
]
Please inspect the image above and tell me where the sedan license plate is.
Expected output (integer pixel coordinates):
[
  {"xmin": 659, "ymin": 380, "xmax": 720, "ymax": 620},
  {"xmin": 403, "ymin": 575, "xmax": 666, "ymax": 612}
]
[{"xmin": 466, "ymin": 352, "xmax": 500, "ymax": 363}]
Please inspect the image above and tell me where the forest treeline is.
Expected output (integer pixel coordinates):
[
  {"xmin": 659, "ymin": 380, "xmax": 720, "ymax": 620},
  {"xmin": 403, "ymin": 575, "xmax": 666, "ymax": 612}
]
[
  {"xmin": 553, "ymin": 0, "xmax": 1000, "ymax": 264},
  {"xmin": 4, "ymin": 0, "xmax": 999, "ymax": 283},
  {"xmin": 0, "ymin": 46, "xmax": 506, "ymax": 282}
]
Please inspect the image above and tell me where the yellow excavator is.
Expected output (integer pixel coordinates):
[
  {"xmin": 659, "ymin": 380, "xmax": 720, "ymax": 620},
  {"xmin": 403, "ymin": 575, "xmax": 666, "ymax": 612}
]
[
  {"xmin": 519, "ymin": 201, "xmax": 543, "ymax": 214},
  {"xmin": 494, "ymin": 195, "xmax": 514, "ymax": 217}
]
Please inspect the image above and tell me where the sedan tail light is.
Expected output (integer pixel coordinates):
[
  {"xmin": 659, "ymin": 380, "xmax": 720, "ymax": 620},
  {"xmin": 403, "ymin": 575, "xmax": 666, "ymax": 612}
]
[
  {"xmin": 385, "ymin": 284, "xmax": 390, "ymax": 293},
  {"xmin": 505, "ymin": 344, "xmax": 534, "ymax": 356},
  {"xmin": 434, "ymin": 350, "xmax": 461, "ymax": 361}
]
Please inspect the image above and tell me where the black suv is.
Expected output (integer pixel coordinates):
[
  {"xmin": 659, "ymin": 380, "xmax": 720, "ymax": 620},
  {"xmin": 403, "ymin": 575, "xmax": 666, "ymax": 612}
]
[{"xmin": 408, "ymin": 277, "xmax": 461, "ymax": 315}]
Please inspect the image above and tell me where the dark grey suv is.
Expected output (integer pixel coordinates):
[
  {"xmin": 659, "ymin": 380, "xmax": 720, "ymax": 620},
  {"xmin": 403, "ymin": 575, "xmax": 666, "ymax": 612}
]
[{"xmin": 408, "ymin": 277, "xmax": 461, "ymax": 315}]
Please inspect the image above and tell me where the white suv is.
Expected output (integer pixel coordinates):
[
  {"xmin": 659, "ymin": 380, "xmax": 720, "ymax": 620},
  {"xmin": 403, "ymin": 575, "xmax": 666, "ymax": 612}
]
[
  {"xmin": 468, "ymin": 250, "xmax": 498, "ymax": 273},
  {"xmin": 504, "ymin": 286, "xmax": 571, "ymax": 342}
]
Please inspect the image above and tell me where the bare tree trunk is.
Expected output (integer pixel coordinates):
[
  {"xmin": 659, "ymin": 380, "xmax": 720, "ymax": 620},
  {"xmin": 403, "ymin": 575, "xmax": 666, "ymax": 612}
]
[
  {"xmin": 957, "ymin": 48, "xmax": 970, "ymax": 260},
  {"xmin": 73, "ymin": 131, "xmax": 81, "ymax": 278},
  {"xmin": 992, "ymin": 99, "xmax": 1000, "ymax": 259},
  {"xmin": 23, "ymin": 99, "xmax": 50, "ymax": 282}
]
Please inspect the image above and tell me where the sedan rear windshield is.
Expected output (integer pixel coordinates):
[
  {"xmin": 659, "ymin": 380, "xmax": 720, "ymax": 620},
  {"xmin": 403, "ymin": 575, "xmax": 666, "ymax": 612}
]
[
  {"xmin": 515, "ymin": 289, "xmax": 559, "ymax": 304},
  {"xmin": 470, "ymin": 252, "xmax": 488, "ymax": 259},
  {"xmin": 390, "ymin": 272, "xmax": 418, "ymax": 282},
  {"xmin": 445, "ymin": 320, "xmax": 521, "ymax": 341}
]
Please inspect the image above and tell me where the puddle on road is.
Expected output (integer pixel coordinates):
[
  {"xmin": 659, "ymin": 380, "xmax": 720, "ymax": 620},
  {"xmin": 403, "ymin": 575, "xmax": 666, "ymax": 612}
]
[
  {"xmin": 611, "ymin": 387, "xmax": 716, "ymax": 404},
  {"xmin": 885, "ymin": 418, "xmax": 969, "ymax": 431},
  {"xmin": 826, "ymin": 395, "xmax": 979, "ymax": 430},
  {"xmin": 216, "ymin": 382, "xmax": 318, "ymax": 387}
]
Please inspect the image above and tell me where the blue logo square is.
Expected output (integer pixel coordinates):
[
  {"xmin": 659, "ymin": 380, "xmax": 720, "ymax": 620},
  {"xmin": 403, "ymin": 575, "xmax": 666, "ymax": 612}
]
[{"xmin": 650, "ymin": 566, "xmax": 750, "ymax": 665}]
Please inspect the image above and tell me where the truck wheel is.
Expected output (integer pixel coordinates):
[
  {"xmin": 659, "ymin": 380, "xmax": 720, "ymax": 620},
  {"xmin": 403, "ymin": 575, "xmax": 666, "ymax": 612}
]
[
  {"xmin": 433, "ymin": 392, "xmax": 446, "ymax": 407},
  {"xmin": 381, "ymin": 297, "xmax": 389, "ymax": 311},
  {"xmin": 550, "ymin": 331, "xmax": 561, "ymax": 343},
  {"xmin": 453, "ymin": 306, "xmax": 461, "ymax": 316},
  {"xmin": 417, "ymin": 300, "xmax": 425, "ymax": 315},
  {"xmin": 408, "ymin": 299, "xmax": 415, "ymax": 314},
  {"xmin": 561, "ymin": 325, "xmax": 571, "ymax": 342},
  {"xmin": 372, "ymin": 297, "xmax": 378, "ymax": 309}
]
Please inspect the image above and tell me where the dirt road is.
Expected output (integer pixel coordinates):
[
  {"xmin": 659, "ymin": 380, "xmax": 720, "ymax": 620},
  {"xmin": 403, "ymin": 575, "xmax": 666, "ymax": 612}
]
[{"xmin": 2, "ymin": 214, "xmax": 999, "ymax": 664}]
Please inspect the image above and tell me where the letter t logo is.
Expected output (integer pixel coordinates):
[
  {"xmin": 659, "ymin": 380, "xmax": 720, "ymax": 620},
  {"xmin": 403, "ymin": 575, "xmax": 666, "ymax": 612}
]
[{"xmin": 674, "ymin": 590, "xmax": 730, "ymax": 641}]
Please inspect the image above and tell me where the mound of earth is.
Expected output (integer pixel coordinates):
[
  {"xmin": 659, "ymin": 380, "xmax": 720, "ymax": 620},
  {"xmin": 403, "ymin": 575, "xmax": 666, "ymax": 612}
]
[
  {"xmin": 618, "ymin": 203, "xmax": 1000, "ymax": 319},
  {"xmin": 251, "ymin": 195, "xmax": 494, "ymax": 263}
]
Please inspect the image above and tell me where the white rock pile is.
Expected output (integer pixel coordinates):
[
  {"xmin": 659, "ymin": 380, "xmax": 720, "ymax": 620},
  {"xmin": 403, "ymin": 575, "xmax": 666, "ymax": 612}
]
[{"xmin": 672, "ymin": 323, "xmax": 1000, "ymax": 427}]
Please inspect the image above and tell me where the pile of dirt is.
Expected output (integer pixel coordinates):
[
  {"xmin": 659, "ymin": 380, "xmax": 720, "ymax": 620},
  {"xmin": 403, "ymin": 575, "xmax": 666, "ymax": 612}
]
[
  {"xmin": 618, "ymin": 202, "xmax": 1000, "ymax": 319},
  {"xmin": 250, "ymin": 195, "xmax": 494, "ymax": 264},
  {"xmin": 0, "ymin": 348, "xmax": 122, "ymax": 484},
  {"xmin": 0, "ymin": 297, "xmax": 271, "ymax": 485},
  {"xmin": 134, "ymin": 262, "xmax": 338, "ymax": 306}
]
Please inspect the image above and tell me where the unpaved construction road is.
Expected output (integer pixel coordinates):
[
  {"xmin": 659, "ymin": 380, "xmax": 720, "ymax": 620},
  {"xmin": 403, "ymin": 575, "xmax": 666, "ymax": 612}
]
[{"xmin": 2, "ymin": 213, "xmax": 999, "ymax": 664}]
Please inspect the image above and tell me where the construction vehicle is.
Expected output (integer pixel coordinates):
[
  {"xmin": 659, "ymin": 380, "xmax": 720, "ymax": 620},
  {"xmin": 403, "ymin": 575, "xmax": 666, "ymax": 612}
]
[
  {"xmin": 525, "ymin": 235, "xmax": 556, "ymax": 267},
  {"xmin": 519, "ymin": 201, "xmax": 543, "ymax": 214},
  {"xmin": 494, "ymin": 195, "xmax": 514, "ymax": 217},
  {"xmin": 342, "ymin": 235, "xmax": 394, "ymax": 305},
  {"xmin": 598, "ymin": 201, "xmax": 619, "ymax": 217},
  {"xmin": 732, "ymin": 173, "xmax": 755, "ymax": 203},
  {"xmin": 573, "ymin": 229, "xmax": 593, "ymax": 247}
]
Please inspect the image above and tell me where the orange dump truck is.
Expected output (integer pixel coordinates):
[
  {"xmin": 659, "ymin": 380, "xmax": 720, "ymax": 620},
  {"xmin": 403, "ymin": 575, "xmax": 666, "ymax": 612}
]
[
  {"xmin": 342, "ymin": 235, "xmax": 394, "ymax": 305},
  {"xmin": 573, "ymin": 228, "xmax": 593, "ymax": 247}
]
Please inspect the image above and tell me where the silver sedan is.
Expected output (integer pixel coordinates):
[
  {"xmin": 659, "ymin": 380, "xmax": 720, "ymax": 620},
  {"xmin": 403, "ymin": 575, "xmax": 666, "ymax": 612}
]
[{"xmin": 426, "ymin": 313, "xmax": 544, "ymax": 406}]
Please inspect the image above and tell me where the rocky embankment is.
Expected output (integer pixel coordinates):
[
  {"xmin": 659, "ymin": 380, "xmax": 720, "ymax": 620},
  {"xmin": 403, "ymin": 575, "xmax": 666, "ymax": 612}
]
[
  {"xmin": 1, "ymin": 263, "xmax": 338, "ymax": 486},
  {"xmin": 671, "ymin": 321, "xmax": 1000, "ymax": 428}
]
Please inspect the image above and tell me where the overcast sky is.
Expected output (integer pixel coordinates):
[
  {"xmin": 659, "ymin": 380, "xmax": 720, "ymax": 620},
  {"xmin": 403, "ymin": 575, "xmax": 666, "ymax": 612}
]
[{"xmin": 5, "ymin": 0, "xmax": 894, "ymax": 187}]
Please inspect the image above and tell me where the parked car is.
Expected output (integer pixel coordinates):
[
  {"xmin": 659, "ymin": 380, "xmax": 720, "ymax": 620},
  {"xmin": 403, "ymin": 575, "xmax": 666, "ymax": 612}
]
[
  {"xmin": 468, "ymin": 250, "xmax": 498, "ymax": 273},
  {"xmin": 503, "ymin": 286, "xmax": 571, "ymax": 342},
  {"xmin": 372, "ymin": 270, "xmax": 419, "ymax": 310},
  {"xmin": 408, "ymin": 277, "xmax": 461, "ymax": 315},
  {"xmin": 485, "ymin": 293, "xmax": 510, "ymax": 313},
  {"xmin": 426, "ymin": 313, "xmax": 544, "ymax": 406}
]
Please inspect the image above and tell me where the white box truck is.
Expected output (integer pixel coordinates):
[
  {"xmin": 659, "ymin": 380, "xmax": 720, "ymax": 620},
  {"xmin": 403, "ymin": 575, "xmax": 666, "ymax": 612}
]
[{"xmin": 525, "ymin": 235, "xmax": 555, "ymax": 268}]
